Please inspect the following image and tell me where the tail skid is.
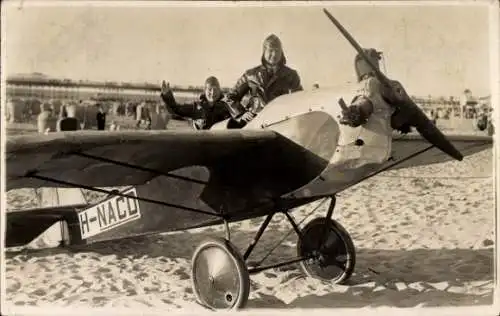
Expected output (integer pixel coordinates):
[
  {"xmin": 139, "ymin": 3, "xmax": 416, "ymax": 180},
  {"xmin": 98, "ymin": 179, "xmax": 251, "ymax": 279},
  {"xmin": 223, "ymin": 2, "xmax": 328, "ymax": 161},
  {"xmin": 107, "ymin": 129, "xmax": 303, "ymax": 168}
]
[{"xmin": 23, "ymin": 220, "xmax": 70, "ymax": 250}]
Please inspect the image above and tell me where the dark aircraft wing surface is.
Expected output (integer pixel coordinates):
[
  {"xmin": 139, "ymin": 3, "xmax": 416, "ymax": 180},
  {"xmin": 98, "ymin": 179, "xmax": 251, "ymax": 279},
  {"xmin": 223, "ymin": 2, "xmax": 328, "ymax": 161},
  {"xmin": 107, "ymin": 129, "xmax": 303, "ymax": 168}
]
[{"xmin": 387, "ymin": 133, "xmax": 493, "ymax": 171}]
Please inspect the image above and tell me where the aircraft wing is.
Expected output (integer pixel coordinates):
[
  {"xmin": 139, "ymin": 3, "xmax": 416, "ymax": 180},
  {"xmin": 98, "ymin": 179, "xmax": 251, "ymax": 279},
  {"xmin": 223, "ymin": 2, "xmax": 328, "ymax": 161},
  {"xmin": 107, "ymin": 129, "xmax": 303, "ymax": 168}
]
[
  {"xmin": 5, "ymin": 129, "xmax": 333, "ymax": 248},
  {"xmin": 5, "ymin": 130, "xmax": 283, "ymax": 191},
  {"xmin": 387, "ymin": 133, "xmax": 493, "ymax": 171}
]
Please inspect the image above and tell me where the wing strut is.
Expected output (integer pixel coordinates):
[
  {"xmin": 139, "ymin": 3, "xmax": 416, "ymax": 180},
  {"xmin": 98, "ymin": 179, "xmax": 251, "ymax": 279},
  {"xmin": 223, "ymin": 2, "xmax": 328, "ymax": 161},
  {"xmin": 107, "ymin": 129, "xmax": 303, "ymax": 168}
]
[
  {"xmin": 252, "ymin": 145, "xmax": 437, "ymax": 265},
  {"xmin": 24, "ymin": 171, "xmax": 221, "ymax": 218}
]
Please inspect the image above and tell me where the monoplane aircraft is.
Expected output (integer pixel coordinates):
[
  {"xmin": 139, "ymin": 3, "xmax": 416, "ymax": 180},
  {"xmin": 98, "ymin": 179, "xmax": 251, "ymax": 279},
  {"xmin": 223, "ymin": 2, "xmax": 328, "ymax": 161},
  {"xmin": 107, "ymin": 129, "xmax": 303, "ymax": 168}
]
[{"xmin": 4, "ymin": 9, "xmax": 493, "ymax": 310}]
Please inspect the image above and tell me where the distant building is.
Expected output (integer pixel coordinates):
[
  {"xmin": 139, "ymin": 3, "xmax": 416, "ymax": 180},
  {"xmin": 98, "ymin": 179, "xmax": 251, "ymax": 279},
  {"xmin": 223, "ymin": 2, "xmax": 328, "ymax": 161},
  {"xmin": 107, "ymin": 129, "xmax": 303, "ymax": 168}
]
[{"xmin": 5, "ymin": 73, "xmax": 200, "ymax": 103}]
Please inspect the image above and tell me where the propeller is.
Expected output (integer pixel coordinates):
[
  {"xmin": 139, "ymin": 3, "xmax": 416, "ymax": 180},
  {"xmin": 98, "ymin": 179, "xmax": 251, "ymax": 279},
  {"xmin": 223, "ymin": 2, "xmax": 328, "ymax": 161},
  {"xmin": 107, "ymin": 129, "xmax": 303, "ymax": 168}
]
[{"xmin": 323, "ymin": 8, "xmax": 463, "ymax": 161}]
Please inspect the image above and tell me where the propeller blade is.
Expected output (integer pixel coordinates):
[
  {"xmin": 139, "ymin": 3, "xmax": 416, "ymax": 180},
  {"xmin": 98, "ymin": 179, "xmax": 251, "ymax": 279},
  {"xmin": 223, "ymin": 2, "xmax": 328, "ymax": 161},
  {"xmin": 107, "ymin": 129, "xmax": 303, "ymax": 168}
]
[
  {"xmin": 322, "ymin": 9, "xmax": 389, "ymax": 87},
  {"xmin": 322, "ymin": 8, "xmax": 463, "ymax": 161}
]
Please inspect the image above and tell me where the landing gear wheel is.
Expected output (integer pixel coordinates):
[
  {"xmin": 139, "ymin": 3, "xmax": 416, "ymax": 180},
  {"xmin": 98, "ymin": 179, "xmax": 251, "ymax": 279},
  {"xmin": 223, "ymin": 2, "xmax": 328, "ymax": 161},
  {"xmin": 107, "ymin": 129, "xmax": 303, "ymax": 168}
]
[
  {"xmin": 297, "ymin": 217, "xmax": 356, "ymax": 284},
  {"xmin": 191, "ymin": 237, "xmax": 250, "ymax": 310}
]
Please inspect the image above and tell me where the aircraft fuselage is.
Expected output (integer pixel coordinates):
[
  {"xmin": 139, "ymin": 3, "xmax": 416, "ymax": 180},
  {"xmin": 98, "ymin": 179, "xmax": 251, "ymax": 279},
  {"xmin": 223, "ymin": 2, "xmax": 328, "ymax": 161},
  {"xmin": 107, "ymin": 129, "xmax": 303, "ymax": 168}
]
[{"xmin": 218, "ymin": 86, "xmax": 394, "ymax": 200}]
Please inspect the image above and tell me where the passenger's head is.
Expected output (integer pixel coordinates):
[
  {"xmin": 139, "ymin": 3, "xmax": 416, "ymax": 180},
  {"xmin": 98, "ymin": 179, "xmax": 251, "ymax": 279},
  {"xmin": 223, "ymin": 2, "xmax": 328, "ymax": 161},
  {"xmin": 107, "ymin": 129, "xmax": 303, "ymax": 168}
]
[
  {"xmin": 262, "ymin": 34, "xmax": 286, "ymax": 66},
  {"xmin": 204, "ymin": 76, "xmax": 222, "ymax": 103},
  {"xmin": 354, "ymin": 48, "xmax": 382, "ymax": 82}
]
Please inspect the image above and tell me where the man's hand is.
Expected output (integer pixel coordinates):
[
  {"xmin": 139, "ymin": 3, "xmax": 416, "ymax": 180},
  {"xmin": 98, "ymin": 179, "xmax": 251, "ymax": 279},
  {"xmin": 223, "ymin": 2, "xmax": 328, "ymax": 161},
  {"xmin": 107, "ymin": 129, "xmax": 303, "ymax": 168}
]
[
  {"xmin": 192, "ymin": 119, "xmax": 206, "ymax": 130},
  {"xmin": 240, "ymin": 111, "xmax": 256, "ymax": 123}
]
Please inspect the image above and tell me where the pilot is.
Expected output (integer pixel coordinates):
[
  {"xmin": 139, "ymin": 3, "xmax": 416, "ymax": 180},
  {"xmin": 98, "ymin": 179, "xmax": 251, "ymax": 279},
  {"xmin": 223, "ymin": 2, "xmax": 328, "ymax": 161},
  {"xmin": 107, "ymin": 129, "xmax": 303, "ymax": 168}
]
[
  {"xmin": 160, "ymin": 76, "xmax": 231, "ymax": 130},
  {"xmin": 224, "ymin": 34, "xmax": 303, "ymax": 126}
]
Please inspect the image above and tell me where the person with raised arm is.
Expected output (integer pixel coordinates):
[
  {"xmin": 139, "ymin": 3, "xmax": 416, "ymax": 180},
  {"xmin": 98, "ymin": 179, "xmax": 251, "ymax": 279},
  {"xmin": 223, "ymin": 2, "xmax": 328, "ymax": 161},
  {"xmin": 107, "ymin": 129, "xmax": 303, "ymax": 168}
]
[{"xmin": 160, "ymin": 76, "xmax": 231, "ymax": 130}]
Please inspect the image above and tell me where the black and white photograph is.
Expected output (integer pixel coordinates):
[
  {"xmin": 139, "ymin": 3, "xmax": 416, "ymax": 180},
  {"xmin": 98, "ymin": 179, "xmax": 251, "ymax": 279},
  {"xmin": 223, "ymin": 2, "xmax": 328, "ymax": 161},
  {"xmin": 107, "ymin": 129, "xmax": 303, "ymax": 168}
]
[{"xmin": 2, "ymin": 0, "xmax": 498, "ymax": 314}]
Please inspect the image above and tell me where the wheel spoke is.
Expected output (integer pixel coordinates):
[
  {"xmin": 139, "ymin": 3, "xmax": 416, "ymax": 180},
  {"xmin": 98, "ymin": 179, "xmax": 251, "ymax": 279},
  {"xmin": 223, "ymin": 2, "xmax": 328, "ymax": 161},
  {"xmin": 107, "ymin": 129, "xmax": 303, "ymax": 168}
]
[
  {"xmin": 204, "ymin": 248, "xmax": 232, "ymax": 279},
  {"xmin": 321, "ymin": 230, "xmax": 340, "ymax": 250},
  {"xmin": 191, "ymin": 238, "xmax": 250, "ymax": 310},
  {"xmin": 324, "ymin": 255, "xmax": 347, "ymax": 270},
  {"xmin": 296, "ymin": 217, "xmax": 356, "ymax": 284},
  {"xmin": 318, "ymin": 222, "xmax": 330, "ymax": 250}
]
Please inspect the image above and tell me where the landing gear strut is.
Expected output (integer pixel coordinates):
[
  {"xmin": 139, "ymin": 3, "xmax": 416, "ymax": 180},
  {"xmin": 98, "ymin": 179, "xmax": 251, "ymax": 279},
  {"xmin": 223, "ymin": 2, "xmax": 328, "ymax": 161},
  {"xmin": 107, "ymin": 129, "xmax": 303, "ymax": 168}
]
[{"xmin": 190, "ymin": 196, "xmax": 356, "ymax": 310}]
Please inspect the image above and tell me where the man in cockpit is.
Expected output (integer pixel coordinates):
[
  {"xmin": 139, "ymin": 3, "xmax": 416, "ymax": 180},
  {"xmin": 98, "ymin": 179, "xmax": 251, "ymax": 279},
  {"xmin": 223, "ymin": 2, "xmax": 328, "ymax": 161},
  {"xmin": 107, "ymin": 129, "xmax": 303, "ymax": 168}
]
[{"xmin": 223, "ymin": 34, "xmax": 303, "ymax": 127}]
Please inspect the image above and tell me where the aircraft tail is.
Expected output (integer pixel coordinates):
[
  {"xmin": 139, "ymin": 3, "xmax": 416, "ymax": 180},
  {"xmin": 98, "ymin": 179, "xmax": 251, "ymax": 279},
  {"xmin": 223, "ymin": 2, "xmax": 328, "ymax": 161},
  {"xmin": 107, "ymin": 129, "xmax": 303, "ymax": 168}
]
[
  {"xmin": 5, "ymin": 206, "xmax": 81, "ymax": 250},
  {"xmin": 6, "ymin": 187, "xmax": 88, "ymax": 250}
]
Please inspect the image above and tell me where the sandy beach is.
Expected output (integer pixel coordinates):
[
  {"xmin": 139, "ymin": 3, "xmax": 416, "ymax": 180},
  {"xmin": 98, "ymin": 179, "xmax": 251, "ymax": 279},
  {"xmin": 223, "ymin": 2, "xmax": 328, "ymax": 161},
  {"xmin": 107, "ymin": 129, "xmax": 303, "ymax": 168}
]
[{"xmin": 4, "ymin": 145, "xmax": 494, "ymax": 311}]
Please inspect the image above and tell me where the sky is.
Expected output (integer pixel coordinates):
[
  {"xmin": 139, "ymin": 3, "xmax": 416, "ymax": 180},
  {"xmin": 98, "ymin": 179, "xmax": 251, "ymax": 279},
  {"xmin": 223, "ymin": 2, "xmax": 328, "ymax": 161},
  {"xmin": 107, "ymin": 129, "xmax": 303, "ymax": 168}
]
[{"xmin": 2, "ymin": 1, "xmax": 496, "ymax": 97}]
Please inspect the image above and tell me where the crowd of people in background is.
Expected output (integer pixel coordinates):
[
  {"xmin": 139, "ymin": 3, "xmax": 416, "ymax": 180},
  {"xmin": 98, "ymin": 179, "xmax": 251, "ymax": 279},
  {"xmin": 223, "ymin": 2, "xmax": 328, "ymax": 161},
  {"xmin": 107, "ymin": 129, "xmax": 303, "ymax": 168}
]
[
  {"xmin": 26, "ymin": 98, "xmax": 169, "ymax": 134},
  {"xmin": 427, "ymin": 105, "xmax": 494, "ymax": 136}
]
